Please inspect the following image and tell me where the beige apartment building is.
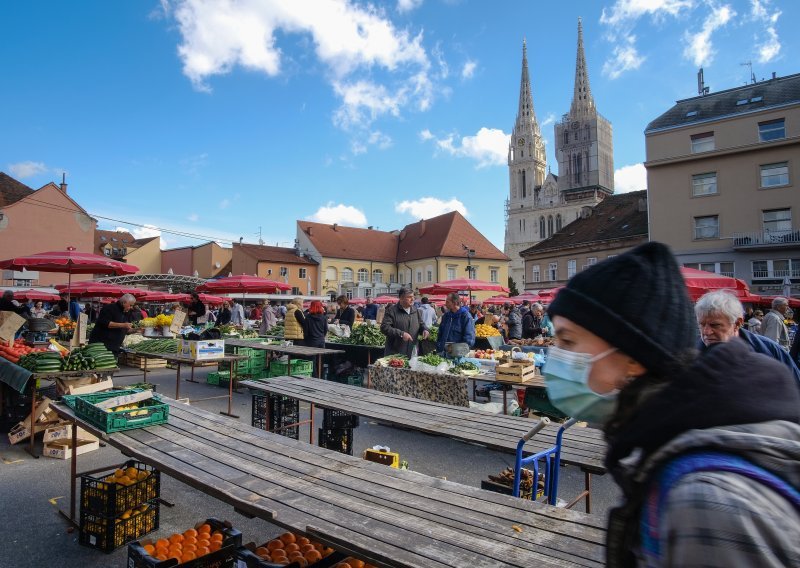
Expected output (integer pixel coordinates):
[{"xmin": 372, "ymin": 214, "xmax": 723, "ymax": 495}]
[
  {"xmin": 645, "ymin": 72, "xmax": 799, "ymax": 297},
  {"xmin": 520, "ymin": 191, "xmax": 648, "ymax": 290}
]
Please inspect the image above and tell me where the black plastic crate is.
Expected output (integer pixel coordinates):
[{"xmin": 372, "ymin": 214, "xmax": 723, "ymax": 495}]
[
  {"xmin": 81, "ymin": 460, "xmax": 160, "ymax": 517},
  {"xmin": 237, "ymin": 544, "xmax": 347, "ymax": 567},
  {"xmin": 318, "ymin": 428, "xmax": 353, "ymax": 455},
  {"xmin": 79, "ymin": 501, "xmax": 159, "ymax": 553},
  {"xmin": 252, "ymin": 394, "xmax": 299, "ymax": 440},
  {"xmin": 322, "ymin": 408, "xmax": 359, "ymax": 429},
  {"xmin": 128, "ymin": 518, "xmax": 242, "ymax": 568}
]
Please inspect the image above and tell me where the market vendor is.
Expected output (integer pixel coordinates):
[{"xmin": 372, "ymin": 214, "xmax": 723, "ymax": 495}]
[
  {"xmin": 436, "ymin": 292, "xmax": 475, "ymax": 354},
  {"xmin": 0, "ymin": 290, "xmax": 31, "ymax": 318},
  {"xmin": 381, "ymin": 288, "xmax": 429, "ymax": 357},
  {"xmin": 88, "ymin": 293, "xmax": 135, "ymax": 355},
  {"xmin": 186, "ymin": 292, "xmax": 206, "ymax": 325},
  {"xmin": 333, "ymin": 295, "xmax": 356, "ymax": 330}
]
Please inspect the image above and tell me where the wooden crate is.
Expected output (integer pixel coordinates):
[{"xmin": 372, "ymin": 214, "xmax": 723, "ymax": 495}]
[
  {"xmin": 7, "ymin": 397, "xmax": 60, "ymax": 444},
  {"xmin": 43, "ymin": 421, "xmax": 98, "ymax": 443},
  {"xmin": 43, "ymin": 438, "xmax": 100, "ymax": 459},
  {"xmin": 124, "ymin": 354, "xmax": 167, "ymax": 369},
  {"xmin": 495, "ymin": 362, "xmax": 539, "ymax": 383}
]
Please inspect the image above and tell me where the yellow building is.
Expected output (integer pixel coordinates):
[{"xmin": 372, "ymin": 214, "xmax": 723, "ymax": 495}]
[
  {"xmin": 232, "ymin": 243, "xmax": 318, "ymax": 295},
  {"xmin": 95, "ymin": 229, "xmax": 161, "ymax": 275},
  {"xmin": 297, "ymin": 211, "xmax": 509, "ymax": 301}
]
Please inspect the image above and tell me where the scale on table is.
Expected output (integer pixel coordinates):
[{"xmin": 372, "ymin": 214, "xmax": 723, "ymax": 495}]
[
  {"xmin": 24, "ymin": 318, "xmax": 56, "ymax": 345},
  {"xmin": 444, "ymin": 342, "xmax": 470, "ymax": 365}
]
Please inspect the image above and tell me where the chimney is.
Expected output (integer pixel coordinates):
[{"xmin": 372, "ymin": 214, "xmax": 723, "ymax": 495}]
[
  {"xmin": 368, "ymin": 226, "xmax": 373, "ymax": 230},
  {"xmin": 332, "ymin": 223, "xmax": 338, "ymax": 231},
  {"xmin": 307, "ymin": 226, "xmax": 313, "ymax": 237},
  {"xmin": 772, "ymin": 71, "xmax": 777, "ymax": 80},
  {"xmin": 419, "ymin": 219, "xmax": 426, "ymax": 237},
  {"xmin": 60, "ymin": 172, "xmax": 68, "ymax": 193}
]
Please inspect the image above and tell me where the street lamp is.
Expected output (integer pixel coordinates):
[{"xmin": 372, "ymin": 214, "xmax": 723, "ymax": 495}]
[{"xmin": 462, "ymin": 244, "xmax": 475, "ymax": 279}]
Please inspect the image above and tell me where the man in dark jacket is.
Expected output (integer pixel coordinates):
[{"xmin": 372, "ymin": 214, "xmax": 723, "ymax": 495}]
[
  {"xmin": 380, "ymin": 288, "xmax": 429, "ymax": 357},
  {"xmin": 695, "ymin": 290, "xmax": 800, "ymax": 384},
  {"xmin": 522, "ymin": 302, "xmax": 546, "ymax": 339},
  {"xmin": 89, "ymin": 293, "xmax": 134, "ymax": 355},
  {"xmin": 503, "ymin": 303, "xmax": 522, "ymax": 340},
  {"xmin": 436, "ymin": 293, "xmax": 475, "ymax": 354},
  {"xmin": 362, "ymin": 297, "xmax": 378, "ymax": 321}
]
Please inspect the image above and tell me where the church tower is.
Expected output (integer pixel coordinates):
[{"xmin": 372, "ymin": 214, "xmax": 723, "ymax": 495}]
[
  {"xmin": 555, "ymin": 18, "xmax": 614, "ymax": 197},
  {"xmin": 504, "ymin": 40, "xmax": 547, "ymax": 288}
]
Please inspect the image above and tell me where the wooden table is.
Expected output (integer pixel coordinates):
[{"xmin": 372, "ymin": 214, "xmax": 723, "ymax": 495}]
[
  {"xmin": 158, "ymin": 354, "xmax": 248, "ymax": 418},
  {"xmin": 225, "ymin": 340, "xmax": 345, "ymax": 379},
  {"xmin": 52, "ymin": 398, "xmax": 606, "ymax": 567},
  {"xmin": 242, "ymin": 376, "xmax": 607, "ymax": 512}
]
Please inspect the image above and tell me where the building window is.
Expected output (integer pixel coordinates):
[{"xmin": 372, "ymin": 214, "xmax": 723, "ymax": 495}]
[
  {"xmin": 692, "ymin": 172, "xmax": 717, "ymax": 196},
  {"xmin": 760, "ymin": 162, "xmax": 789, "ymax": 188},
  {"xmin": 752, "ymin": 260, "xmax": 768, "ymax": 279},
  {"xmin": 539, "ymin": 216, "xmax": 545, "ymax": 239},
  {"xmin": 763, "ymin": 208, "xmax": 792, "ymax": 236},
  {"xmin": 291, "ymin": 287, "xmax": 300, "ymax": 295},
  {"xmin": 532, "ymin": 265, "xmax": 540, "ymax": 283},
  {"xmin": 556, "ymin": 214, "xmax": 562, "ymax": 231},
  {"xmin": 299, "ymin": 268, "xmax": 307, "ymax": 278},
  {"xmin": 267, "ymin": 269, "xmax": 272, "ymax": 275},
  {"xmin": 342, "ymin": 267, "xmax": 353, "ymax": 282},
  {"xmin": 686, "ymin": 261, "xmax": 735, "ymax": 277},
  {"xmin": 759, "ymin": 119, "xmax": 785, "ymax": 142},
  {"xmin": 447, "ymin": 265, "xmax": 456, "ymax": 280},
  {"xmin": 586, "ymin": 257, "xmax": 597, "ymax": 266},
  {"xmin": 547, "ymin": 215, "xmax": 554, "ymax": 237},
  {"xmin": 752, "ymin": 259, "xmax": 800, "ymax": 279},
  {"xmin": 490, "ymin": 267, "xmax": 499, "ymax": 283},
  {"xmin": 426, "ymin": 269, "xmax": 433, "ymax": 282},
  {"xmin": 325, "ymin": 267, "xmax": 337, "ymax": 281},
  {"xmin": 521, "ymin": 170, "xmax": 526, "ymax": 198},
  {"xmin": 548, "ymin": 262, "xmax": 558, "ymax": 281},
  {"xmin": 694, "ymin": 215, "xmax": 719, "ymax": 240},
  {"xmin": 567, "ymin": 259, "xmax": 576, "ymax": 278},
  {"xmin": 357, "ymin": 268, "xmax": 369, "ymax": 282},
  {"xmin": 372, "ymin": 269, "xmax": 383, "ymax": 283},
  {"xmin": 416, "ymin": 270, "xmax": 422, "ymax": 283},
  {"xmin": 691, "ymin": 132, "xmax": 714, "ymax": 153},
  {"xmin": 718, "ymin": 262, "xmax": 734, "ymax": 277},
  {"xmin": 279, "ymin": 266, "xmax": 288, "ymax": 277}
]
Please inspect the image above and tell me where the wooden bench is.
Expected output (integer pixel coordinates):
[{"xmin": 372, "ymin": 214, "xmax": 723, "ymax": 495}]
[
  {"xmin": 53, "ymin": 398, "xmax": 606, "ymax": 567},
  {"xmin": 242, "ymin": 376, "xmax": 608, "ymax": 511}
]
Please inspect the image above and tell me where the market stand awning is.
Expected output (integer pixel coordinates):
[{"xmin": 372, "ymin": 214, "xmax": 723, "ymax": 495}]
[
  {"xmin": 0, "ymin": 250, "xmax": 138, "ymax": 275},
  {"xmin": 55, "ymin": 281, "xmax": 137, "ymax": 298},
  {"xmin": 176, "ymin": 293, "xmax": 225, "ymax": 306},
  {"xmin": 196, "ymin": 275, "xmax": 292, "ymax": 294},
  {"xmin": 418, "ymin": 278, "xmax": 509, "ymax": 294},
  {"xmin": 10, "ymin": 289, "xmax": 61, "ymax": 302}
]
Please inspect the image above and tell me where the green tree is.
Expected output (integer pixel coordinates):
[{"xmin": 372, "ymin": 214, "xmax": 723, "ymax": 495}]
[{"xmin": 507, "ymin": 276, "xmax": 519, "ymax": 296}]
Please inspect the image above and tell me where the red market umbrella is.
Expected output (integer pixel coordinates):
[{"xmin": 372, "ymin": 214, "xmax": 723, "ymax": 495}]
[
  {"xmin": 348, "ymin": 297, "xmax": 368, "ymax": 306},
  {"xmin": 680, "ymin": 268, "xmax": 755, "ymax": 301},
  {"xmin": 418, "ymin": 278, "xmax": 509, "ymax": 294},
  {"xmin": 759, "ymin": 295, "xmax": 800, "ymax": 309},
  {"xmin": 196, "ymin": 275, "xmax": 291, "ymax": 294},
  {"xmin": 10, "ymin": 289, "xmax": 61, "ymax": 302},
  {"xmin": 56, "ymin": 281, "xmax": 133, "ymax": 298},
  {"xmin": 176, "ymin": 293, "xmax": 225, "ymax": 306},
  {"xmin": 372, "ymin": 295, "xmax": 397, "ymax": 304},
  {"xmin": 0, "ymin": 248, "xmax": 139, "ymax": 303},
  {"xmin": 482, "ymin": 295, "xmax": 521, "ymax": 306},
  {"xmin": 136, "ymin": 290, "xmax": 168, "ymax": 302}
]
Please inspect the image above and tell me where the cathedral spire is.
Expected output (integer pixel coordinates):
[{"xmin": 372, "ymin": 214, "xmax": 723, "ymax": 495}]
[
  {"xmin": 515, "ymin": 38, "xmax": 540, "ymax": 135},
  {"xmin": 569, "ymin": 18, "xmax": 596, "ymax": 119}
]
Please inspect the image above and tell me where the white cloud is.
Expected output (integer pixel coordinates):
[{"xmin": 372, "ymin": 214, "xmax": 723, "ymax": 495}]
[
  {"xmin": 8, "ymin": 161, "xmax": 48, "ymax": 179},
  {"xmin": 219, "ymin": 198, "xmax": 230, "ymax": 209},
  {"xmin": 420, "ymin": 127, "xmax": 509, "ymax": 169},
  {"xmin": 114, "ymin": 224, "xmax": 168, "ymax": 249},
  {"xmin": 600, "ymin": 0, "xmax": 694, "ymax": 27},
  {"xmin": 602, "ymin": 34, "xmax": 644, "ymax": 79},
  {"xmin": 180, "ymin": 152, "xmax": 208, "ymax": 174},
  {"xmin": 751, "ymin": 0, "xmax": 781, "ymax": 63},
  {"xmin": 170, "ymin": 0, "xmax": 434, "ymax": 131},
  {"xmin": 395, "ymin": 197, "xmax": 468, "ymax": 219},
  {"xmin": 188, "ymin": 213, "xmax": 199, "ymax": 222},
  {"xmin": 683, "ymin": 4, "xmax": 735, "ymax": 67},
  {"xmin": 397, "ymin": 0, "xmax": 423, "ymax": 13},
  {"xmin": 461, "ymin": 60, "xmax": 477, "ymax": 79},
  {"xmin": 541, "ymin": 113, "xmax": 556, "ymax": 127},
  {"xmin": 307, "ymin": 203, "xmax": 368, "ymax": 227},
  {"xmin": 614, "ymin": 163, "xmax": 647, "ymax": 193}
]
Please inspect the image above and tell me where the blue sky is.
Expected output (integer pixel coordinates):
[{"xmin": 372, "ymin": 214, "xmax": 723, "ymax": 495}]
[{"xmin": 3, "ymin": 0, "xmax": 796, "ymax": 251}]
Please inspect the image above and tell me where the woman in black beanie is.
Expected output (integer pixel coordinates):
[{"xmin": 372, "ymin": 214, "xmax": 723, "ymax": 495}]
[{"xmin": 544, "ymin": 242, "xmax": 799, "ymax": 567}]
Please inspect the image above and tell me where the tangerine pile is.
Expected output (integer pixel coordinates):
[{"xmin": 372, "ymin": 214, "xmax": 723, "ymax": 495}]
[
  {"xmin": 334, "ymin": 558, "xmax": 378, "ymax": 568},
  {"xmin": 253, "ymin": 531, "xmax": 335, "ymax": 566},
  {"xmin": 140, "ymin": 523, "xmax": 224, "ymax": 563},
  {"xmin": 99, "ymin": 466, "xmax": 151, "ymax": 489}
]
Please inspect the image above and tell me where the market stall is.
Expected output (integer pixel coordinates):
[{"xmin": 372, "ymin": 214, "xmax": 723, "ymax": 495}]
[{"xmin": 368, "ymin": 364, "xmax": 470, "ymax": 407}]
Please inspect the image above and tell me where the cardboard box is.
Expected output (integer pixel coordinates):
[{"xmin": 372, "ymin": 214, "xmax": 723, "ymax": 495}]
[
  {"xmin": 42, "ymin": 438, "xmax": 100, "ymax": 459},
  {"xmin": 42, "ymin": 421, "xmax": 98, "ymax": 443},
  {"xmin": 7, "ymin": 397, "xmax": 60, "ymax": 444},
  {"xmin": 60, "ymin": 377, "xmax": 115, "ymax": 396},
  {"xmin": 178, "ymin": 338, "xmax": 225, "ymax": 360}
]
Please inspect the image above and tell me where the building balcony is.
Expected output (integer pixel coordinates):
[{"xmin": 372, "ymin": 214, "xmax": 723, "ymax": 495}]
[{"xmin": 732, "ymin": 229, "xmax": 800, "ymax": 250}]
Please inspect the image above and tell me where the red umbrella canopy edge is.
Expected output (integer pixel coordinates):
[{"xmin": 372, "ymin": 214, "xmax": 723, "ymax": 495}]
[
  {"xmin": 0, "ymin": 250, "xmax": 139, "ymax": 275},
  {"xmin": 196, "ymin": 275, "xmax": 292, "ymax": 293}
]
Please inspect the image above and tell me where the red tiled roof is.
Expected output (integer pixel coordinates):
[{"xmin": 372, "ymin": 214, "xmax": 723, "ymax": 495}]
[
  {"xmin": 0, "ymin": 172, "xmax": 35, "ymax": 207},
  {"xmin": 95, "ymin": 229, "xmax": 136, "ymax": 252},
  {"xmin": 298, "ymin": 221, "xmax": 399, "ymax": 262},
  {"xmin": 234, "ymin": 243, "xmax": 318, "ymax": 265},
  {"xmin": 399, "ymin": 212, "xmax": 509, "ymax": 261},
  {"xmin": 299, "ymin": 211, "xmax": 508, "ymax": 264}
]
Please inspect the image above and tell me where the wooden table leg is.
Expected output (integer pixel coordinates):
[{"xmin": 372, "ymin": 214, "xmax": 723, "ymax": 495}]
[
  {"xmin": 317, "ymin": 355, "xmax": 323, "ymax": 379},
  {"xmin": 143, "ymin": 355, "xmax": 148, "ymax": 384},
  {"xmin": 584, "ymin": 471, "xmax": 592, "ymax": 514},
  {"xmin": 57, "ymin": 420, "xmax": 80, "ymax": 527},
  {"xmin": 309, "ymin": 402, "xmax": 315, "ymax": 445},
  {"xmin": 175, "ymin": 362, "xmax": 181, "ymax": 400},
  {"xmin": 26, "ymin": 378, "xmax": 38, "ymax": 459},
  {"xmin": 220, "ymin": 358, "xmax": 240, "ymax": 418}
]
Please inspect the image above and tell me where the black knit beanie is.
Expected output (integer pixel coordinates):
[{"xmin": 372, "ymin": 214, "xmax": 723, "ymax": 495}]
[{"xmin": 547, "ymin": 242, "xmax": 697, "ymax": 375}]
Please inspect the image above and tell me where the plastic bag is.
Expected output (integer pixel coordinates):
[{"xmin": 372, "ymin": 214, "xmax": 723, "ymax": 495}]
[{"xmin": 327, "ymin": 323, "xmax": 351, "ymax": 338}]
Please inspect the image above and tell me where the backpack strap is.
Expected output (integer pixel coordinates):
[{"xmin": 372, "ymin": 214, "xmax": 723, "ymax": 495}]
[{"xmin": 640, "ymin": 451, "xmax": 800, "ymax": 563}]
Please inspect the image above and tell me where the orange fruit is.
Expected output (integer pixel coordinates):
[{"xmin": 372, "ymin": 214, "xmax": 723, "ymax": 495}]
[
  {"xmin": 183, "ymin": 543, "xmax": 197, "ymax": 553},
  {"xmin": 349, "ymin": 560, "xmax": 365, "ymax": 568},
  {"xmin": 299, "ymin": 544, "xmax": 315, "ymax": 554},
  {"xmin": 168, "ymin": 545, "xmax": 182, "ymax": 556},
  {"xmin": 156, "ymin": 538, "xmax": 170, "ymax": 549},
  {"xmin": 183, "ymin": 528, "xmax": 198, "ymax": 539},
  {"xmin": 305, "ymin": 549, "xmax": 322, "ymax": 563},
  {"xmin": 180, "ymin": 552, "xmax": 196, "ymax": 562},
  {"xmin": 271, "ymin": 549, "xmax": 287, "ymax": 559},
  {"xmin": 196, "ymin": 547, "xmax": 210, "ymax": 557},
  {"xmin": 168, "ymin": 533, "xmax": 183, "ymax": 545},
  {"xmin": 209, "ymin": 541, "xmax": 222, "ymax": 552},
  {"xmin": 210, "ymin": 532, "xmax": 224, "ymax": 542},
  {"xmin": 323, "ymin": 547, "xmax": 335, "ymax": 557},
  {"xmin": 169, "ymin": 553, "xmax": 181, "ymax": 562},
  {"xmin": 197, "ymin": 538, "xmax": 211, "ymax": 549},
  {"xmin": 198, "ymin": 523, "xmax": 212, "ymax": 534},
  {"xmin": 183, "ymin": 536, "xmax": 197, "ymax": 546},
  {"xmin": 143, "ymin": 544, "xmax": 155, "ymax": 555},
  {"xmin": 296, "ymin": 536, "xmax": 310, "ymax": 546},
  {"xmin": 291, "ymin": 557, "xmax": 308, "ymax": 567},
  {"xmin": 284, "ymin": 543, "xmax": 300, "ymax": 553},
  {"xmin": 155, "ymin": 554, "xmax": 167, "ymax": 561},
  {"xmin": 267, "ymin": 539, "xmax": 284, "ymax": 551},
  {"xmin": 279, "ymin": 532, "xmax": 296, "ymax": 545}
]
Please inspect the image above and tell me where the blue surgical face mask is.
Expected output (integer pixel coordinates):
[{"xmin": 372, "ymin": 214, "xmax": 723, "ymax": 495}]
[{"xmin": 543, "ymin": 345, "xmax": 619, "ymax": 424}]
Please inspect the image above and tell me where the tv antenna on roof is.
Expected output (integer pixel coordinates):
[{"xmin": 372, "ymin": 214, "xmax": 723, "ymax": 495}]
[
  {"xmin": 697, "ymin": 68, "xmax": 709, "ymax": 96},
  {"xmin": 741, "ymin": 61, "xmax": 756, "ymax": 84},
  {"xmin": 256, "ymin": 226, "xmax": 264, "ymax": 245}
]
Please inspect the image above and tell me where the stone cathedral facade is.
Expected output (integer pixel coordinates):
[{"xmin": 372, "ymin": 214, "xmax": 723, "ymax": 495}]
[{"xmin": 504, "ymin": 19, "xmax": 614, "ymax": 288}]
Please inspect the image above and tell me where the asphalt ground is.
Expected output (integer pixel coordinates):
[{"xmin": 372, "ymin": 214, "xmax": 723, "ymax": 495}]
[{"xmin": 0, "ymin": 365, "xmax": 620, "ymax": 568}]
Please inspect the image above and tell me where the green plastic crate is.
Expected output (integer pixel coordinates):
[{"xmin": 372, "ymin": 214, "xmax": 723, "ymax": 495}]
[
  {"xmin": 269, "ymin": 359, "xmax": 313, "ymax": 377},
  {"xmin": 207, "ymin": 371, "xmax": 231, "ymax": 386},
  {"xmin": 64, "ymin": 389, "xmax": 169, "ymax": 433}
]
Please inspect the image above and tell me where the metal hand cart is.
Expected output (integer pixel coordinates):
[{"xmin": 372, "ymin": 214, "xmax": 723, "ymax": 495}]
[{"xmin": 513, "ymin": 417, "xmax": 578, "ymax": 506}]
